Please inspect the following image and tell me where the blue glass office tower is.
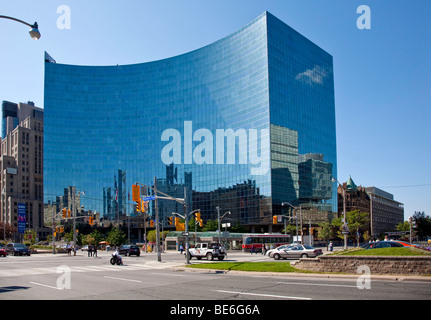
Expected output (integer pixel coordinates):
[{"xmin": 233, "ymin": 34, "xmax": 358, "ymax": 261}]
[{"xmin": 44, "ymin": 12, "xmax": 337, "ymax": 232}]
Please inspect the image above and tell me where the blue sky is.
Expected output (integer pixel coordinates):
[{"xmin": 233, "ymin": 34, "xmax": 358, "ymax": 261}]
[{"xmin": 1, "ymin": 0, "xmax": 430, "ymax": 220}]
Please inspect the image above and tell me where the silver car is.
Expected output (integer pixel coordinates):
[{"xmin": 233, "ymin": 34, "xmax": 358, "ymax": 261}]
[
  {"xmin": 267, "ymin": 244, "xmax": 293, "ymax": 258},
  {"xmin": 273, "ymin": 245, "xmax": 323, "ymax": 260}
]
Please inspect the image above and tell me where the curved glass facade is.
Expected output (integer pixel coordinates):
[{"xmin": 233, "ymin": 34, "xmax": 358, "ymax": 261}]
[{"xmin": 44, "ymin": 12, "xmax": 337, "ymax": 232}]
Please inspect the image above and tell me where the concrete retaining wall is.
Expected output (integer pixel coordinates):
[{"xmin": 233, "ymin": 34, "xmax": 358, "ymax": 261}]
[{"xmin": 293, "ymin": 255, "xmax": 431, "ymax": 275}]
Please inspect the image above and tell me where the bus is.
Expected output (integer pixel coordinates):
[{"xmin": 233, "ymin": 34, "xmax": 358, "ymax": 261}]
[{"xmin": 242, "ymin": 234, "xmax": 291, "ymax": 252}]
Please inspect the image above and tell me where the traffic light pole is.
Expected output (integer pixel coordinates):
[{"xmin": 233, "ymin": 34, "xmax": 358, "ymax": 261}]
[
  {"xmin": 133, "ymin": 180, "xmax": 186, "ymax": 263},
  {"xmin": 154, "ymin": 177, "xmax": 161, "ymax": 262}
]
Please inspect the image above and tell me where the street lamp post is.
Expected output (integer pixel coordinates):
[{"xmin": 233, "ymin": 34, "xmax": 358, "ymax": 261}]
[
  {"xmin": 172, "ymin": 208, "xmax": 200, "ymax": 265},
  {"xmin": 332, "ymin": 177, "xmax": 348, "ymax": 250},
  {"xmin": 0, "ymin": 15, "xmax": 41, "ymax": 40},
  {"xmin": 281, "ymin": 202, "xmax": 301, "ymax": 244},
  {"xmin": 134, "ymin": 181, "xmax": 186, "ymax": 262},
  {"xmin": 216, "ymin": 206, "xmax": 231, "ymax": 244}
]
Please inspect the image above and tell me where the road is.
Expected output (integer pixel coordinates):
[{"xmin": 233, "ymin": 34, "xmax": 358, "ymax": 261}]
[{"xmin": 1, "ymin": 250, "xmax": 430, "ymax": 302}]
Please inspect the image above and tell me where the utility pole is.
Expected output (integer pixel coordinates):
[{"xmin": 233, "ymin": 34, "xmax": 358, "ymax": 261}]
[
  {"xmin": 133, "ymin": 181, "xmax": 186, "ymax": 262},
  {"xmin": 184, "ymin": 187, "xmax": 190, "ymax": 265},
  {"xmin": 217, "ymin": 206, "xmax": 220, "ymax": 244},
  {"xmin": 154, "ymin": 177, "xmax": 161, "ymax": 262}
]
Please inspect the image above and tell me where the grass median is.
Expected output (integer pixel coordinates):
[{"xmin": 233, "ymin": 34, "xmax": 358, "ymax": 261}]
[
  {"xmin": 335, "ymin": 247, "xmax": 431, "ymax": 256},
  {"xmin": 186, "ymin": 261, "xmax": 313, "ymax": 273}
]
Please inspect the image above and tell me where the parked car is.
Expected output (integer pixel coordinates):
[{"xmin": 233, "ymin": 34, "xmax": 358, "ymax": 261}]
[
  {"xmin": 6, "ymin": 243, "xmax": 31, "ymax": 256},
  {"xmin": 81, "ymin": 245, "xmax": 89, "ymax": 251},
  {"xmin": 361, "ymin": 241, "xmax": 404, "ymax": 249},
  {"xmin": 273, "ymin": 245, "xmax": 322, "ymax": 260},
  {"xmin": 393, "ymin": 240, "xmax": 417, "ymax": 247},
  {"xmin": 0, "ymin": 244, "xmax": 6, "ymax": 257},
  {"xmin": 266, "ymin": 244, "xmax": 293, "ymax": 258},
  {"xmin": 119, "ymin": 245, "xmax": 141, "ymax": 256}
]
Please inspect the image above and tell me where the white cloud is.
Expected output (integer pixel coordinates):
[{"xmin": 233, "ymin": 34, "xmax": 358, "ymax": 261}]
[{"xmin": 295, "ymin": 65, "xmax": 328, "ymax": 86}]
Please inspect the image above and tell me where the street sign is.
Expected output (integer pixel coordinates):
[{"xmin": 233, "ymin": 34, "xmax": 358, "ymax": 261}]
[
  {"xmin": 143, "ymin": 195, "xmax": 156, "ymax": 201},
  {"xmin": 182, "ymin": 232, "xmax": 189, "ymax": 236}
]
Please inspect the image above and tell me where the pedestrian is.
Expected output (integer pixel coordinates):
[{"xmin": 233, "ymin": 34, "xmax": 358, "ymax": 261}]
[
  {"xmin": 329, "ymin": 241, "xmax": 333, "ymax": 252},
  {"xmin": 180, "ymin": 244, "xmax": 184, "ymax": 254},
  {"xmin": 87, "ymin": 244, "xmax": 92, "ymax": 257},
  {"xmin": 262, "ymin": 244, "xmax": 266, "ymax": 255},
  {"xmin": 93, "ymin": 244, "xmax": 98, "ymax": 257},
  {"xmin": 67, "ymin": 243, "xmax": 72, "ymax": 256},
  {"xmin": 250, "ymin": 245, "xmax": 254, "ymax": 254}
]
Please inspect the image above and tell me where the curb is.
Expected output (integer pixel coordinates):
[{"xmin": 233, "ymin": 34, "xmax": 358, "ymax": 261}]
[{"xmin": 170, "ymin": 265, "xmax": 431, "ymax": 282}]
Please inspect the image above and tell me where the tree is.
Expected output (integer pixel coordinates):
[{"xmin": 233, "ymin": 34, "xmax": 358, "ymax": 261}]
[
  {"xmin": 412, "ymin": 211, "xmax": 431, "ymax": 240},
  {"xmin": 202, "ymin": 219, "xmax": 218, "ymax": 232},
  {"xmin": 346, "ymin": 210, "xmax": 370, "ymax": 243},
  {"xmin": 106, "ymin": 228, "xmax": 126, "ymax": 246},
  {"xmin": 24, "ymin": 229, "xmax": 37, "ymax": 245},
  {"xmin": 229, "ymin": 224, "xmax": 247, "ymax": 233},
  {"xmin": 0, "ymin": 221, "xmax": 17, "ymax": 241},
  {"xmin": 282, "ymin": 224, "xmax": 297, "ymax": 237},
  {"xmin": 146, "ymin": 229, "xmax": 168, "ymax": 243},
  {"xmin": 318, "ymin": 221, "xmax": 333, "ymax": 245},
  {"xmin": 85, "ymin": 234, "xmax": 96, "ymax": 246},
  {"xmin": 396, "ymin": 221, "xmax": 410, "ymax": 232}
]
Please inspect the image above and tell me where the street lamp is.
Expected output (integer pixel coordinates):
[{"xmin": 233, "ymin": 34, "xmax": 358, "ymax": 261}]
[
  {"xmin": 172, "ymin": 208, "xmax": 200, "ymax": 265},
  {"xmin": 332, "ymin": 177, "xmax": 348, "ymax": 250},
  {"xmin": 0, "ymin": 15, "xmax": 41, "ymax": 40},
  {"xmin": 216, "ymin": 206, "xmax": 231, "ymax": 244},
  {"xmin": 281, "ymin": 202, "xmax": 300, "ymax": 244}
]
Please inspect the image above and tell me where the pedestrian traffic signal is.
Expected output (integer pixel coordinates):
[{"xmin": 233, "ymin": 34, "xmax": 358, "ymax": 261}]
[{"xmin": 273, "ymin": 215, "xmax": 278, "ymax": 224}]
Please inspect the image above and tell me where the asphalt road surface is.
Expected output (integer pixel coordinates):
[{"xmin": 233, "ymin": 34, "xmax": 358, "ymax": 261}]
[{"xmin": 1, "ymin": 250, "xmax": 430, "ymax": 302}]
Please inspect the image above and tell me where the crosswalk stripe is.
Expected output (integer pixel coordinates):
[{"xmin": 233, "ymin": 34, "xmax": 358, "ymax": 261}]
[{"xmin": 0, "ymin": 263, "xmax": 165, "ymax": 277}]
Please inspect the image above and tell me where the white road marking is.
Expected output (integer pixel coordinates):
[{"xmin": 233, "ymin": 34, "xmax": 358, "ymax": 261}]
[
  {"xmin": 103, "ymin": 276, "xmax": 142, "ymax": 283},
  {"xmin": 151, "ymin": 272, "xmax": 186, "ymax": 277},
  {"xmin": 215, "ymin": 289, "xmax": 312, "ymax": 300},
  {"xmin": 277, "ymin": 281, "xmax": 358, "ymax": 288},
  {"xmin": 29, "ymin": 281, "xmax": 62, "ymax": 290}
]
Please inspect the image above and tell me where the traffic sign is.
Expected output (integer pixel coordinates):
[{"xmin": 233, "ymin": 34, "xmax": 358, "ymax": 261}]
[{"xmin": 143, "ymin": 195, "xmax": 156, "ymax": 201}]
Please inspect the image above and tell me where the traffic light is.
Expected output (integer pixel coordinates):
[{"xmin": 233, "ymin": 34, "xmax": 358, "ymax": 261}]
[
  {"xmin": 195, "ymin": 211, "xmax": 203, "ymax": 227},
  {"xmin": 89, "ymin": 217, "xmax": 94, "ymax": 225},
  {"xmin": 67, "ymin": 209, "xmax": 71, "ymax": 218},
  {"xmin": 174, "ymin": 217, "xmax": 180, "ymax": 227},
  {"xmin": 62, "ymin": 208, "xmax": 67, "ymax": 218},
  {"xmin": 132, "ymin": 184, "xmax": 140, "ymax": 202},
  {"xmin": 168, "ymin": 217, "xmax": 173, "ymax": 225},
  {"xmin": 273, "ymin": 215, "xmax": 278, "ymax": 224},
  {"xmin": 136, "ymin": 200, "xmax": 142, "ymax": 212},
  {"xmin": 150, "ymin": 220, "xmax": 154, "ymax": 227},
  {"xmin": 60, "ymin": 227, "xmax": 64, "ymax": 233},
  {"xmin": 141, "ymin": 200, "xmax": 146, "ymax": 213}
]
